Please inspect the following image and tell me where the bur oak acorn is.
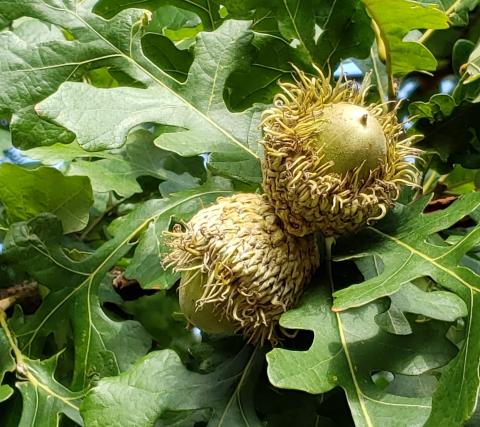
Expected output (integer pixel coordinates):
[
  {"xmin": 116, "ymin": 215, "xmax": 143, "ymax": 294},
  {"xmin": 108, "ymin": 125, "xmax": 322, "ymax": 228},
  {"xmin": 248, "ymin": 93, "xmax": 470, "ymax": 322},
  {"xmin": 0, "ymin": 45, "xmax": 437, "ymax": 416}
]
[
  {"xmin": 261, "ymin": 66, "xmax": 420, "ymax": 237},
  {"xmin": 164, "ymin": 193, "xmax": 320, "ymax": 345}
]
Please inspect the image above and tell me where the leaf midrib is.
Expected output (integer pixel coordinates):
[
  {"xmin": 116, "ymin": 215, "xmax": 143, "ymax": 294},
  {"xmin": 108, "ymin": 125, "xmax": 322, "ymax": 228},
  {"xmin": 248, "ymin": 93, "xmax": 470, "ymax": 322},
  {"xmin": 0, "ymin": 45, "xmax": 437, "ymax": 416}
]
[
  {"xmin": 336, "ymin": 313, "xmax": 374, "ymax": 427},
  {"xmin": 43, "ymin": 2, "xmax": 259, "ymax": 159},
  {"xmin": 19, "ymin": 189, "xmax": 233, "ymax": 350},
  {"xmin": 371, "ymin": 228, "xmax": 480, "ymax": 293}
]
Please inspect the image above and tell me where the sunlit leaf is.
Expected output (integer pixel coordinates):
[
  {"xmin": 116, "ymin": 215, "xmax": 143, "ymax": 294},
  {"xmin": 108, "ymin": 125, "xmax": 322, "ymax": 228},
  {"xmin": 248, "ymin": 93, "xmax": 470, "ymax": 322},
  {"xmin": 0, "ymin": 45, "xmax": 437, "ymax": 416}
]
[
  {"xmin": 0, "ymin": 164, "xmax": 93, "ymax": 233},
  {"xmin": 363, "ymin": 0, "xmax": 449, "ymax": 76},
  {"xmin": 332, "ymin": 194, "xmax": 480, "ymax": 426},
  {"xmin": 267, "ymin": 287, "xmax": 455, "ymax": 426},
  {"xmin": 81, "ymin": 347, "xmax": 263, "ymax": 427}
]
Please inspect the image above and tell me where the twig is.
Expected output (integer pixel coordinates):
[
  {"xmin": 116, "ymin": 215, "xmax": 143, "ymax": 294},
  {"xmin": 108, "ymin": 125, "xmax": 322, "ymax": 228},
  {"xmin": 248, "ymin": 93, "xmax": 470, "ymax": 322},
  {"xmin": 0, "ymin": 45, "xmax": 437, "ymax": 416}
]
[
  {"xmin": 111, "ymin": 267, "xmax": 137, "ymax": 290},
  {"xmin": 0, "ymin": 281, "xmax": 38, "ymax": 311},
  {"xmin": 418, "ymin": 0, "xmax": 461, "ymax": 45}
]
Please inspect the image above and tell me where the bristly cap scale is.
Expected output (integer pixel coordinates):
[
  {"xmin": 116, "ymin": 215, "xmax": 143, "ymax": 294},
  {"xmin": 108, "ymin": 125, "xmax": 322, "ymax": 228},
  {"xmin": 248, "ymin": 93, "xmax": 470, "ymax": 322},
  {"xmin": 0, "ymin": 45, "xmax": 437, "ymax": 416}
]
[
  {"xmin": 163, "ymin": 193, "xmax": 320, "ymax": 345},
  {"xmin": 261, "ymin": 65, "xmax": 421, "ymax": 237}
]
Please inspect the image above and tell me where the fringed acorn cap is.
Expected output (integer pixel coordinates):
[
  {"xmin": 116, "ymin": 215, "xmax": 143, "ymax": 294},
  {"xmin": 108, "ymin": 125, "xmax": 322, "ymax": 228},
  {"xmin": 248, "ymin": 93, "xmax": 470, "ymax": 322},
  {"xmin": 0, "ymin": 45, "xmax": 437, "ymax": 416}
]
[
  {"xmin": 163, "ymin": 193, "xmax": 320, "ymax": 345},
  {"xmin": 261, "ymin": 65, "xmax": 420, "ymax": 237}
]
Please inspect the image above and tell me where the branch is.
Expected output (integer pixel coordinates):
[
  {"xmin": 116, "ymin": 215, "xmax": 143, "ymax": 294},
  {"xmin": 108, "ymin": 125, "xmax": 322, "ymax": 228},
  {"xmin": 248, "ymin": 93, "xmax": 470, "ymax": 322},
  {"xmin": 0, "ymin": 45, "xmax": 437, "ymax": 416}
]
[{"xmin": 0, "ymin": 281, "xmax": 38, "ymax": 311}]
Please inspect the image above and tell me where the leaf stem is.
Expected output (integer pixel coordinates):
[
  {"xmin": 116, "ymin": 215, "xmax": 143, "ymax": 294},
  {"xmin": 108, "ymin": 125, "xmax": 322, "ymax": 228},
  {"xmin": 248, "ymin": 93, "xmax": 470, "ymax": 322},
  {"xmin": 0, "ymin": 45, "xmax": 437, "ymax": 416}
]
[
  {"xmin": 418, "ymin": 0, "xmax": 460, "ymax": 44},
  {"xmin": 0, "ymin": 310, "xmax": 23, "ymax": 363},
  {"xmin": 370, "ymin": 48, "xmax": 387, "ymax": 105},
  {"xmin": 0, "ymin": 310, "xmax": 82, "ymax": 410},
  {"xmin": 324, "ymin": 236, "xmax": 336, "ymax": 293},
  {"xmin": 422, "ymin": 170, "xmax": 440, "ymax": 194}
]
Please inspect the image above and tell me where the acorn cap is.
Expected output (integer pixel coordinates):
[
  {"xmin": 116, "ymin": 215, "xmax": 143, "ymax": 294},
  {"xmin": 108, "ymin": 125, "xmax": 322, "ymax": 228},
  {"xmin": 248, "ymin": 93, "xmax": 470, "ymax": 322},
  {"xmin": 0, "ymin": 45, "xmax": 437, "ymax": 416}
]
[
  {"xmin": 164, "ymin": 193, "xmax": 320, "ymax": 345},
  {"xmin": 261, "ymin": 66, "xmax": 420, "ymax": 237}
]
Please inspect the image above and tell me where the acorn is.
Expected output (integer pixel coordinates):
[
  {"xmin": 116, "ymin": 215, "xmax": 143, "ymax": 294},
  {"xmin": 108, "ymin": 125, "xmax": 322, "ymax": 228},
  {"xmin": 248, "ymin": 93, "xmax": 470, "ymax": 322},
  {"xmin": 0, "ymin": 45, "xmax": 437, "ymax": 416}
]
[
  {"xmin": 178, "ymin": 270, "xmax": 237, "ymax": 334},
  {"xmin": 163, "ymin": 193, "xmax": 320, "ymax": 345},
  {"xmin": 261, "ymin": 66, "xmax": 420, "ymax": 237}
]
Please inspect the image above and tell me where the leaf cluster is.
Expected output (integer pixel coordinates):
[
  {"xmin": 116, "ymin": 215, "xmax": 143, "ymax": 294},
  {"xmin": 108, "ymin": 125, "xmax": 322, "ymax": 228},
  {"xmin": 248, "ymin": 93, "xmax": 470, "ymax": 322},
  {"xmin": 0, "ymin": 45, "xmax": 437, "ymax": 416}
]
[{"xmin": 0, "ymin": 1, "xmax": 479, "ymax": 426}]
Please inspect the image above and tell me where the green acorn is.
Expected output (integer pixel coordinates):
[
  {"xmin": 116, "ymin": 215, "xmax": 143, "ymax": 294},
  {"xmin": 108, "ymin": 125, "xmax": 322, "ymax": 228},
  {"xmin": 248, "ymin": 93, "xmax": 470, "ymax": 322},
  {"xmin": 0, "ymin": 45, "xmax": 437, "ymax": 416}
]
[
  {"xmin": 178, "ymin": 270, "xmax": 236, "ymax": 334},
  {"xmin": 164, "ymin": 193, "xmax": 320, "ymax": 345},
  {"xmin": 261, "ymin": 66, "xmax": 420, "ymax": 237}
]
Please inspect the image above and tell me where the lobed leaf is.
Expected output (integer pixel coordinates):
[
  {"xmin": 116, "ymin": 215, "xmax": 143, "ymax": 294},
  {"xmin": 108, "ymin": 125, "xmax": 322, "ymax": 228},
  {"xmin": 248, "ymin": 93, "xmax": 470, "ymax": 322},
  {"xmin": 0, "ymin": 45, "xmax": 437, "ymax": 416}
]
[
  {"xmin": 81, "ymin": 346, "xmax": 263, "ymax": 427},
  {"xmin": 0, "ymin": 328, "xmax": 15, "ymax": 403},
  {"xmin": 0, "ymin": 179, "xmax": 234, "ymax": 415},
  {"xmin": 15, "ymin": 355, "xmax": 84, "ymax": 427},
  {"xmin": 0, "ymin": 315, "xmax": 84, "ymax": 426},
  {"xmin": 0, "ymin": 164, "xmax": 93, "ymax": 233},
  {"xmin": 332, "ymin": 194, "xmax": 480, "ymax": 426},
  {"xmin": 267, "ymin": 287, "xmax": 456, "ymax": 427},
  {"xmin": 363, "ymin": 0, "xmax": 449, "ymax": 76},
  {"xmin": 0, "ymin": 1, "xmax": 262, "ymax": 181},
  {"xmin": 409, "ymin": 93, "xmax": 480, "ymax": 171}
]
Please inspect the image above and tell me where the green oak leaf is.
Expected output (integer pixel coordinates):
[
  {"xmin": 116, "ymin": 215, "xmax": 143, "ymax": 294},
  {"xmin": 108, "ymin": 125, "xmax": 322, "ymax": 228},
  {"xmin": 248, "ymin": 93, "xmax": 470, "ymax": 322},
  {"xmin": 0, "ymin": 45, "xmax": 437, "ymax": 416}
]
[
  {"xmin": 23, "ymin": 141, "xmax": 117, "ymax": 165},
  {"xmin": 81, "ymin": 346, "xmax": 263, "ymax": 427},
  {"xmin": 115, "ymin": 177, "xmax": 233, "ymax": 288},
  {"xmin": 141, "ymin": 31, "xmax": 194, "ymax": 82},
  {"xmin": 93, "ymin": 0, "xmax": 222, "ymax": 30},
  {"xmin": 223, "ymin": 0, "xmax": 373, "ymax": 68},
  {"xmin": 15, "ymin": 355, "xmax": 84, "ymax": 427},
  {"xmin": 426, "ymin": 0, "xmax": 478, "ymax": 27},
  {"xmin": 224, "ymin": 32, "xmax": 298, "ymax": 110},
  {"xmin": 363, "ymin": 0, "xmax": 449, "ymax": 76},
  {"xmin": 24, "ymin": 129, "xmax": 206, "ymax": 197},
  {"xmin": 1, "ymin": 1, "xmax": 261, "ymax": 170},
  {"xmin": 25, "ymin": 129, "xmax": 206, "ymax": 197},
  {"xmin": 0, "ymin": 318, "xmax": 83, "ymax": 425},
  {"xmin": 442, "ymin": 165, "xmax": 479, "ymax": 194},
  {"xmin": 3, "ymin": 215, "xmax": 152, "ymax": 391},
  {"xmin": 314, "ymin": 0, "xmax": 374, "ymax": 67},
  {"xmin": 122, "ymin": 216, "xmax": 177, "ymax": 289},
  {"xmin": 0, "ymin": 164, "xmax": 93, "ymax": 234},
  {"xmin": 219, "ymin": 0, "xmax": 373, "ymax": 109},
  {"xmin": 69, "ymin": 159, "xmax": 143, "ymax": 198},
  {"xmin": 1, "ymin": 179, "xmax": 233, "ymax": 393},
  {"xmin": 24, "ymin": 8, "xmax": 262, "ymax": 162},
  {"xmin": 332, "ymin": 194, "xmax": 480, "ymax": 426},
  {"xmin": 355, "ymin": 258, "xmax": 468, "ymax": 335},
  {"xmin": 267, "ymin": 287, "xmax": 457, "ymax": 427},
  {"xmin": 0, "ymin": 386, "xmax": 12, "ymax": 404},
  {"xmin": 141, "ymin": 6, "xmax": 199, "ymax": 80},
  {"xmin": 375, "ymin": 282, "xmax": 467, "ymax": 335},
  {"xmin": 147, "ymin": 5, "xmax": 201, "ymax": 33},
  {"xmin": 452, "ymin": 39, "xmax": 475, "ymax": 77},
  {"xmin": 121, "ymin": 292, "xmax": 195, "ymax": 352},
  {"xmin": 0, "ymin": 328, "xmax": 15, "ymax": 403},
  {"xmin": 123, "ymin": 128, "xmax": 206, "ymax": 189},
  {"xmin": 10, "ymin": 16, "xmax": 65, "ymax": 44},
  {"xmin": 409, "ymin": 94, "xmax": 480, "ymax": 172},
  {"xmin": 208, "ymin": 151, "xmax": 262, "ymax": 184},
  {"xmin": 223, "ymin": 0, "xmax": 374, "ymax": 108},
  {"xmin": 0, "ymin": 3, "xmax": 115, "ymax": 148},
  {"xmin": 462, "ymin": 39, "xmax": 480, "ymax": 99}
]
